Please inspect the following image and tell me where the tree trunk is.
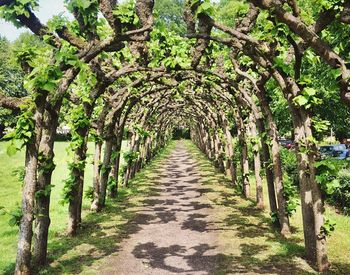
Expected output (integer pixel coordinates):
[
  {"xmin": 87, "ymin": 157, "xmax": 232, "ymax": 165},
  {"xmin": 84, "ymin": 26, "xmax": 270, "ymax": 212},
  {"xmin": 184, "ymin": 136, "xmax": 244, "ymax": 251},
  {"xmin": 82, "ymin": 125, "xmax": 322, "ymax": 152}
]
[
  {"xmin": 32, "ymin": 107, "xmax": 59, "ymax": 267},
  {"xmin": 123, "ymin": 132, "xmax": 136, "ymax": 187},
  {"xmin": 214, "ymin": 132, "xmax": 225, "ymax": 172},
  {"xmin": 145, "ymin": 136, "xmax": 152, "ymax": 163},
  {"xmin": 109, "ymin": 135, "xmax": 122, "ymax": 198},
  {"xmin": 255, "ymin": 85, "xmax": 291, "ymax": 233},
  {"xmin": 249, "ymin": 118, "xmax": 264, "ymax": 209},
  {"xmin": 91, "ymin": 141, "xmax": 102, "ymax": 211},
  {"xmin": 15, "ymin": 96, "xmax": 46, "ymax": 275},
  {"xmin": 240, "ymin": 134, "xmax": 250, "ymax": 197},
  {"xmin": 222, "ymin": 115, "xmax": 237, "ymax": 186},
  {"xmin": 108, "ymin": 143, "xmax": 119, "ymax": 198},
  {"xmin": 258, "ymin": 118, "xmax": 279, "ymax": 217},
  {"xmin": 294, "ymin": 109, "xmax": 329, "ymax": 270},
  {"xmin": 99, "ymin": 139, "xmax": 113, "ymax": 207},
  {"xmin": 236, "ymin": 109, "xmax": 250, "ymax": 197},
  {"xmin": 273, "ymin": 70, "xmax": 328, "ymax": 268},
  {"xmin": 130, "ymin": 135, "xmax": 140, "ymax": 179},
  {"xmin": 67, "ymin": 132, "xmax": 88, "ymax": 236},
  {"xmin": 16, "ymin": 144, "xmax": 39, "ymax": 275}
]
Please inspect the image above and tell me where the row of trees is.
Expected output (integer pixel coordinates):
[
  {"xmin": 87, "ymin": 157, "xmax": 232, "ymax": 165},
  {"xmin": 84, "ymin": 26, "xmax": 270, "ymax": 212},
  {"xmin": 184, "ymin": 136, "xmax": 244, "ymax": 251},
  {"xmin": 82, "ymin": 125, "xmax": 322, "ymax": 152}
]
[{"xmin": 1, "ymin": 0, "xmax": 350, "ymax": 274}]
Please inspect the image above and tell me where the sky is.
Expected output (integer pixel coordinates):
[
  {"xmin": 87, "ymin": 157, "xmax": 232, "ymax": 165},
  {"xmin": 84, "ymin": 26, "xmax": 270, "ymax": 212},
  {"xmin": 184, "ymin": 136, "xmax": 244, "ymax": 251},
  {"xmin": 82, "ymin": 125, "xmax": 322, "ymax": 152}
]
[
  {"xmin": 0, "ymin": 0, "xmax": 68, "ymax": 41},
  {"xmin": 0, "ymin": 0, "xmax": 219, "ymax": 41}
]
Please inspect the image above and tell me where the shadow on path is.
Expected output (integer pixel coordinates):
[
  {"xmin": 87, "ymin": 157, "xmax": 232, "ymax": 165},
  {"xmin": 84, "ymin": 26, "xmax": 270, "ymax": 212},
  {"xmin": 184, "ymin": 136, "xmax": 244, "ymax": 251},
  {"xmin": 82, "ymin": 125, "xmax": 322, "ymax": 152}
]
[
  {"xmin": 34, "ymin": 141, "xmax": 349, "ymax": 274},
  {"xmin": 97, "ymin": 141, "xmax": 317, "ymax": 275}
]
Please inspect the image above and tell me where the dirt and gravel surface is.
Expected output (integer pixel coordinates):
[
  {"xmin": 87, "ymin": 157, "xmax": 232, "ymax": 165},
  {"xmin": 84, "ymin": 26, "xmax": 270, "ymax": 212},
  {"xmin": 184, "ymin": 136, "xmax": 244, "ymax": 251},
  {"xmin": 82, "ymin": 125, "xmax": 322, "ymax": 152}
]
[
  {"xmin": 98, "ymin": 141, "xmax": 229, "ymax": 275},
  {"xmin": 97, "ymin": 141, "xmax": 313, "ymax": 275}
]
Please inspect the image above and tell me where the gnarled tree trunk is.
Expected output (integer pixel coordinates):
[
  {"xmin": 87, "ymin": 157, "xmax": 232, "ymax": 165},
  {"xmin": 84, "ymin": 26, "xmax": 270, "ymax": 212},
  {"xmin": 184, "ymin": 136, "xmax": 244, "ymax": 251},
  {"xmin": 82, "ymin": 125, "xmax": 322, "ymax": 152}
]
[
  {"xmin": 32, "ymin": 106, "xmax": 59, "ymax": 267},
  {"xmin": 91, "ymin": 141, "xmax": 102, "ymax": 211},
  {"xmin": 249, "ymin": 117, "xmax": 264, "ymax": 209},
  {"xmin": 15, "ymin": 94, "xmax": 46, "ymax": 275}
]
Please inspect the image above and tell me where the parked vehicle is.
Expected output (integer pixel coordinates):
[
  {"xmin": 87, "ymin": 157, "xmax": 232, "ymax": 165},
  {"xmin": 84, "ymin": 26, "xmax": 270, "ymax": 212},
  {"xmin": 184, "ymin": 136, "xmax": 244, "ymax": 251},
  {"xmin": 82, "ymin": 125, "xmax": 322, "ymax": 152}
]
[
  {"xmin": 278, "ymin": 139, "xmax": 294, "ymax": 149},
  {"xmin": 319, "ymin": 144, "xmax": 350, "ymax": 160}
]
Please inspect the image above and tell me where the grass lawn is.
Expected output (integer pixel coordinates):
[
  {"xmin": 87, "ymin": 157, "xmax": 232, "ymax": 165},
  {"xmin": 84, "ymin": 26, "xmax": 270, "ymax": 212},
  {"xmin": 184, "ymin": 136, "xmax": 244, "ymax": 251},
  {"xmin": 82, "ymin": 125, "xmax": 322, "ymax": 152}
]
[
  {"xmin": 246, "ymin": 164, "xmax": 350, "ymax": 274},
  {"xmin": 0, "ymin": 141, "xmax": 128, "ymax": 274},
  {"xmin": 185, "ymin": 140, "xmax": 350, "ymax": 274},
  {"xmin": 1, "ymin": 140, "xmax": 349, "ymax": 274}
]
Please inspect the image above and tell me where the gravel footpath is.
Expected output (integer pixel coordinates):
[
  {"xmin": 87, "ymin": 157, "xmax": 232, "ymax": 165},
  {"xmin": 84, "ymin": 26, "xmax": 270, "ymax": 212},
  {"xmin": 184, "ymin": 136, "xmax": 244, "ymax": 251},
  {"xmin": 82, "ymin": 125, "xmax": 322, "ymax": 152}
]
[{"xmin": 98, "ymin": 141, "xmax": 230, "ymax": 275}]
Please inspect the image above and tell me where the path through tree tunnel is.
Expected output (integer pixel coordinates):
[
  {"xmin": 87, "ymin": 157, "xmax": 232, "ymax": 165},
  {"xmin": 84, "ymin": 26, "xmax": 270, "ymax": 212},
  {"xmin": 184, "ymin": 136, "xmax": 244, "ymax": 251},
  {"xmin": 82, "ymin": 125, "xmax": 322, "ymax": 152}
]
[
  {"xmin": 1, "ymin": 0, "xmax": 350, "ymax": 274},
  {"xmin": 96, "ymin": 141, "xmax": 316, "ymax": 275}
]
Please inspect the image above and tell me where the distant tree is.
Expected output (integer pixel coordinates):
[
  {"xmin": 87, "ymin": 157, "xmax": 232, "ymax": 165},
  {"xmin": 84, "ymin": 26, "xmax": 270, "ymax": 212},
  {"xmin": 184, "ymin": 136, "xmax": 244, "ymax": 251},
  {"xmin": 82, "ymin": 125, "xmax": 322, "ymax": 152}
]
[
  {"xmin": 0, "ymin": 36, "xmax": 26, "ymax": 97},
  {"xmin": 215, "ymin": 0, "xmax": 250, "ymax": 27},
  {"xmin": 154, "ymin": 0, "xmax": 186, "ymax": 34},
  {"xmin": 0, "ymin": 35, "xmax": 27, "ymax": 136}
]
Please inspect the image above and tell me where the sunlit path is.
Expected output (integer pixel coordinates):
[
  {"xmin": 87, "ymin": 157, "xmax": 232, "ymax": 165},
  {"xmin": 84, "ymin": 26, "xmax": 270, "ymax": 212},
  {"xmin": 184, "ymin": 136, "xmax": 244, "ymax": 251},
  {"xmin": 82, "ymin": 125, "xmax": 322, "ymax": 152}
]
[
  {"xmin": 99, "ymin": 141, "xmax": 229, "ymax": 274},
  {"xmin": 97, "ymin": 141, "xmax": 314, "ymax": 275}
]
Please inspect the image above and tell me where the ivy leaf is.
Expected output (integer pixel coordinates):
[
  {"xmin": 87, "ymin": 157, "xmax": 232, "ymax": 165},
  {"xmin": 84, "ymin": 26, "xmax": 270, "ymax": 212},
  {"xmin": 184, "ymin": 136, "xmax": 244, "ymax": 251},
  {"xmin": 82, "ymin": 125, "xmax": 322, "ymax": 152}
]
[
  {"xmin": 42, "ymin": 82, "xmax": 56, "ymax": 93},
  {"xmin": 6, "ymin": 143, "xmax": 17, "ymax": 157},
  {"xmin": 321, "ymin": 218, "xmax": 336, "ymax": 237},
  {"xmin": 0, "ymin": 206, "xmax": 5, "ymax": 215},
  {"xmin": 303, "ymin": 87, "xmax": 316, "ymax": 97},
  {"xmin": 293, "ymin": 95, "xmax": 308, "ymax": 106},
  {"xmin": 331, "ymin": 68, "xmax": 342, "ymax": 78},
  {"xmin": 196, "ymin": 0, "xmax": 214, "ymax": 16},
  {"xmin": 8, "ymin": 216, "xmax": 18, "ymax": 226}
]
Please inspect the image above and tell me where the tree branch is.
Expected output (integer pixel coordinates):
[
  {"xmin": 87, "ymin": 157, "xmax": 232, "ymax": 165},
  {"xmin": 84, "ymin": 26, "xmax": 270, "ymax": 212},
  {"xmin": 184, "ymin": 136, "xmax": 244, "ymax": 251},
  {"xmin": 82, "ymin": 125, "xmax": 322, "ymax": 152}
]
[{"xmin": 0, "ymin": 92, "xmax": 27, "ymax": 110}]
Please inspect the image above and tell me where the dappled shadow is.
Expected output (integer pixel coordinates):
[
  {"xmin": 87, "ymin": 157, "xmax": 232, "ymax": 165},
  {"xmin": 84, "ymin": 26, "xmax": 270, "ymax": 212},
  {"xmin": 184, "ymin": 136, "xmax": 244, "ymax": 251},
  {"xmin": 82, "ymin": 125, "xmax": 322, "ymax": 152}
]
[
  {"xmin": 131, "ymin": 242, "xmax": 233, "ymax": 274},
  {"xmin": 96, "ymin": 141, "xmax": 320, "ymax": 274},
  {"xmin": 132, "ymin": 242, "xmax": 188, "ymax": 273},
  {"xmin": 184, "ymin": 143, "xmax": 321, "ymax": 274},
  {"xmin": 181, "ymin": 213, "xmax": 209, "ymax": 232},
  {"xmin": 32, "ymin": 141, "xmax": 349, "ymax": 274},
  {"xmin": 35, "ymin": 149, "xmax": 174, "ymax": 274},
  {"xmin": 130, "ymin": 241, "xmax": 317, "ymax": 275}
]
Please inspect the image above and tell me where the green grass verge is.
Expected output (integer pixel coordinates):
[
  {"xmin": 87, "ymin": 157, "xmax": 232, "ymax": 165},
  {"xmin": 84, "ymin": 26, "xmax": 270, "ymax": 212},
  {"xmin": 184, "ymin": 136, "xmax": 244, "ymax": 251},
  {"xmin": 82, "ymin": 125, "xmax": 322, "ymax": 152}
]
[
  {"xmin": 0, "ymin": 140, "xmax": 130, "ymax": 274},
  {"xmin": 2, "ymin": 139, "xmax": 348, "ymax": 274},
  {"xmin": 0, "ymin": 140, "xmax": 176, "ymax": 274},
  {"xmin": 184, "ymin": 140, "xmax": 350, "ymax": 275},
  {"xmin": 38, "ymin": 141, "xmax": 176, "ymax": 274}
]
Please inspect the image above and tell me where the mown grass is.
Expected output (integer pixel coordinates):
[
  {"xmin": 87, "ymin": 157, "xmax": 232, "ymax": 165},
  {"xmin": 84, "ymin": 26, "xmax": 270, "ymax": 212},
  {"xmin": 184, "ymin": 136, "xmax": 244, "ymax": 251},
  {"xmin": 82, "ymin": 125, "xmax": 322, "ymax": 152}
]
[
  {"xmin": 1, "ymin": 139, "xmax": 348, "ymax": 274},
  {"xmin": 184, "ymin": 140, "xmax": 350, "ymax": 275},
  {"xmin": 0, "ymin": 141, "xmax": 130, "ymax": 274},
  {"xmin": 0, "ymin": 140, "xmax": 176, "ymax": 274},
  {"xmin": 39, "ymin": 141, "xmax": 176, "ymax": 274}
]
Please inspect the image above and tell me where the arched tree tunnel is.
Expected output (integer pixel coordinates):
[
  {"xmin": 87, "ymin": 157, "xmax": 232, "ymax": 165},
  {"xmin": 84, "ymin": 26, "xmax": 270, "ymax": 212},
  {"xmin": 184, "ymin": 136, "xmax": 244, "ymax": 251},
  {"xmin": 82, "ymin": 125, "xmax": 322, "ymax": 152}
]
[{"xmin": 1, "ymin": 0, "xmax": 350, "ymax": 274}]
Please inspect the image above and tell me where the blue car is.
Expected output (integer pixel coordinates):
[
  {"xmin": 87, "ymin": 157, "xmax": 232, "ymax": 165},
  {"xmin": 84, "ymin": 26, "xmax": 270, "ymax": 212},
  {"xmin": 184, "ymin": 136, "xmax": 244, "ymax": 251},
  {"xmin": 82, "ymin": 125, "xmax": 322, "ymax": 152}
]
[{"xmin": 319, "ymin": 144, "xmax": 350, "ymax": 160}]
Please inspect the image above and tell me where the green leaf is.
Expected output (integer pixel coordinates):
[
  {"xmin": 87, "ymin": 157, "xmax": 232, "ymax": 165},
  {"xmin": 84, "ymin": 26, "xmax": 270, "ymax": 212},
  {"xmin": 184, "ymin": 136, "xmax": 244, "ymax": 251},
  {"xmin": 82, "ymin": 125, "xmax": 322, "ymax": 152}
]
[
  {"xmin": 293, "ymin": 95, "xmax": 308, "ymax": 106},
  {"xmin": 197, "ymin": 1, "xmax": 214, "ymax": 16},
  {"xmin": 42, "ymin": 82, "xmax": 56, "ymax": 93},
  {"xmin": 6, "ymin": 143, "xmax": 17, "ymax": 156},
  {"xmin": 303, "ymin": 87, "xmax": 316, "ymax": 97},
  {"xmin": 8, "ymin": 217, "xmax": 18, "ymax": 226},
  {"xmin": 0, "ymin": 206, "xmax": 5, "ymax": 215}
]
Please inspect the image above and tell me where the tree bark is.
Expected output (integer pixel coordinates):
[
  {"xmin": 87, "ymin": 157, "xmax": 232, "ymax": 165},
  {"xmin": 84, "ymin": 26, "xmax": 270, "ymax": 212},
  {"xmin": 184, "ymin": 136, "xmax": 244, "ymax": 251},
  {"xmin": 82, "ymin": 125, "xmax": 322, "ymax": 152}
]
[
  {"xmin": 15, "ymin": 95, "xmax": 46, "ymax": 275},
  {"xmin": 67, "ymin": 126, "xmax": 89, "ymax": 236},
  {"xmin": 249, "ymin": 117, "xmax": 264, "ymax": 209},
  {"xmin": 32, "ymin": 106, "xmax": 59, "ymax": 267},
  {"xmin": 108, "ymin": 141, "xmax": 120, "ymax": 198},
  {"xmin": 236, "ymin": 108, "xmax": 250, "ymax": 197},
  {"xmin": 269, "ymin": 66, "xmax": 329, "ymax": 269},
  {"xmin": 293, "ymin": 108, "xmax": 329, "ymax": 270},
  {"xmin": 222, "ymin": 113, "xmax": 237, "ymax": 186},
  {"xmin": 130, "ymin": 134, "xmax": 141, "ymax": 179},
  {"xmin": 256, "ymin": 117, "xmax": 279, "ymax": 219},
  {"xmin": 256, "ymin": 84, "xmax": 291, "ymax": 235},
  {"xmin": 99, "ymin": 139, "xmax": 114, "ymax": 207},
  {"xmin": 123, "ymin": 132, "xmax": 136, "ymax": 187},
  {"xmin": 91, "ymin": 141, "xmax": 102, "ymax": 211}
]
